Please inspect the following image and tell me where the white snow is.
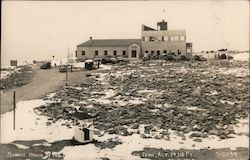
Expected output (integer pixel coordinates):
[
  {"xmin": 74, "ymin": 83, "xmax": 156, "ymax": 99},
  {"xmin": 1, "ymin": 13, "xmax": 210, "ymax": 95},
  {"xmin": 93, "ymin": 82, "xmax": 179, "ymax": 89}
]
[
  {"xmin": 18, "ymin": 61, "xmax": 31, "ymax": 66},
  {"xmin": 32, "ymin": 142, "xmax": 52, "ymax": 147},
  {"xmin": 0, "ymin": 67, "xmax": 22, "ymax": 80},
  {"xmin": 232, "ymin": 52, "xmax": 249, "ymax": 61},
  {"xmin": 12, "ymin": 143, "xmax": 29, "ymax": 149},
  {"xmin": 138, "ymin": 89, "xmax": 158, "ymax": 94},
  {"xmin": 60, "ymin": 117, "xmax": 249, "ymax": 160},
  {"xmin": 99, "ymin": 64, "xmax": 112, "ymax": 70},
  {"xmin": 103, "ymin": 89, "xmax": 116, "ymax": 99},
  {"xmin": 1, "ymin": 70, "xmax": 12, "ymax": 79},
  {"xmin": 0, "ymin": 80, "xmax": 248, "ymax": 159},
  {"xmin": 73, "ymin": 62, "xmax": 85, "ymax": 68},
  {"xmin": 234, "ymin": 118, "xmax": 249, "ymax": 135},
  {"xmin": 186, "ymin": 106, "xmax": 206, "ymax": 111},
  {"xmin": 1, "ymin": 99, "xmax": 74, "ymax": 144},
  {"xmin": 217, "ymin": 67, "xmax": 249, "ymax": 77},
  {"xmin": 128, "ymin": 98, "xmax": 147, "ymax": 105},
  {"xmin": 206, "ymin": 90, "xmax": 219, "ymax": 96},
  {"xmin": 47, "ymin": 92, "xmax": 57, "ymax": 99},
  {"xmin": 93, "ymin": 73, "xmax": 109, "ymax": 81},
  {"xmin": 0, "ymin": 98, "xmax": 248, "ymax": 160},
  {"xmin": 111, "ymin": 97, "xmax": 147, "ymax": 107},
  {"xmin": 88, "ymin": 89, "xmax": 117, "ymax": 105}
]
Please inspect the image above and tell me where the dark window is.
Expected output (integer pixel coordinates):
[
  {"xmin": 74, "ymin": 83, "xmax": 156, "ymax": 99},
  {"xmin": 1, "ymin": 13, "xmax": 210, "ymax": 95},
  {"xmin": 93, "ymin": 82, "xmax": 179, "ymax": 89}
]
[
  {"xmin": 163, "ymin": 50, "xmax": 167, "ymax": 53},
  {"xmin": 162, "ymin": 36, "xmax": 164, "ymax": 41},
  {"xmin": 104, "ymin": 50, "xmax": 108, "ymax": 55},
  {"xmin": 142, "ymin": 37, "xmax": 145, "ymax": 41},
  {"xmin": 151, "ymin": 51, "xmax": 154, "ymax": 54},
  {"xmin": 75, "ymin": 51, "xmax": 78, "ymax": 57},
  {"xmin": 178, "ymin": 49, "xmax": 182, "ymax": 55},
  {"xmin": 145, "ymin": 50, "xmax": 148, "ymax": 53},
  {"xmin": 149, "ymin": 37, "xmax": 156, "ymax": 41},
  {"xmin": 132, "ymin": 50, "xmax": 137, "ymax": 58},
  {"xmin": 95, "ymin": 50, "xmax": 98, "ymax": 56},
  {"xmin": 157, "ymin": 50, "xmax": 160, "ymax": 55},
  {"xmin": 123, "ymin": 51, "xmax": 126, "ymax": 55},
  {"xmin": 113, "ymin": 51, "xmax": 117, "ymax": 56},
  {"xmin": 82, "ymin": 51, "xmax": 85, "ymax": 56}
]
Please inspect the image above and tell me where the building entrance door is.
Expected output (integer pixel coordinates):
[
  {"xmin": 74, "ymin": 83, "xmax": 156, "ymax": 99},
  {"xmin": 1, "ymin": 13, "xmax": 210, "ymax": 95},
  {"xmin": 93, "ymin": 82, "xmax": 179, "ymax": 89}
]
[
  {"xmin": 83, "ymin": 128, "xmax": 90, "ymax": 140},
  {"xmin": 132, "ymin": 50, "xmax": 137, "ymax": 58}
]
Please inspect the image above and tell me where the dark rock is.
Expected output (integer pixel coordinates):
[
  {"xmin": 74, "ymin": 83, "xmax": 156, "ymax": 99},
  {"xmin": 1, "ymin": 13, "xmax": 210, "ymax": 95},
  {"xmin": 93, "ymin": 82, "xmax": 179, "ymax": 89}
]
[
  {"xmin": 190, "ymin": 132, "xmax": 203, "ymax": 138},
  {"xmin": 208, "ymin": 129, "xmax": 219, "ymax": 135},
  {"xmin": 193, "ymin": 138, "xmax": 202, "ymax": 142},
  {"xmin": 131, "ymin": 123, "xmax": 139, "ymax": 129}
]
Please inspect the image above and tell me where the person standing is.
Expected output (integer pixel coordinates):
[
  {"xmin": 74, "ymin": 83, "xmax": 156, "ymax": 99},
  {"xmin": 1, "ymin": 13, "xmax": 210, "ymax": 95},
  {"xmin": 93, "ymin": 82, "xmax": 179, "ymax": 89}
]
[{"xmin": 97, "ymin": 59, "xmax": 100, "ymax": 68}]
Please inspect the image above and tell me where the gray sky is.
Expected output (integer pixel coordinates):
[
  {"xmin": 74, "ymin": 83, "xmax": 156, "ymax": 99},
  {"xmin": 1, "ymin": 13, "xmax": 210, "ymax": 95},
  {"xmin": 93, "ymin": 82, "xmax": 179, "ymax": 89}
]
[{"xmin": 1, "ymin": 1, "xmax": 249, "ymax": 66}]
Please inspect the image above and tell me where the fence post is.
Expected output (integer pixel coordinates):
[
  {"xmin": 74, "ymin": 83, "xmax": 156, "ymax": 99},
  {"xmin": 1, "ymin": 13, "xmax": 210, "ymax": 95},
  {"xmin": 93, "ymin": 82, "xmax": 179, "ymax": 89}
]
[
  {"xmin": 13, "ymin": 91, "xmax": 16, "ymax": 130},
  {"xmin": 66, "ymin": 67, "xmax": 68, "ymax": 86}
]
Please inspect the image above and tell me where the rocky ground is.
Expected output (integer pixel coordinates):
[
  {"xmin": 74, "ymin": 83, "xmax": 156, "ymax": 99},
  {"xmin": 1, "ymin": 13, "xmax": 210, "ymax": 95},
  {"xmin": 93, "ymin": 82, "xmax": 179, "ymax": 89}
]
[
  {"xmin": 0, "ymin": 65, "xmax": 34, "ymax": 91},
  {"xmin": 36, "ymin": 61, "xmax": 249, "ymax": 149},
  {"xmin": 1, "ymin": 59, "xmax": 249, "ymax": 160},
  {"xmin": 35, "ymin": 60, "xmax": 249, "ymax": 141}
]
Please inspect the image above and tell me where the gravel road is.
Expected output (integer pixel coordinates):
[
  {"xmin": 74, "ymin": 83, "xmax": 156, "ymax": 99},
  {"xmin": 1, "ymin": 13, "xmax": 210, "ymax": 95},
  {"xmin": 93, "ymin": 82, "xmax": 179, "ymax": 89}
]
[{"xmin": 1, "ymin": 65, "xmax": 89, "ymax": 114}]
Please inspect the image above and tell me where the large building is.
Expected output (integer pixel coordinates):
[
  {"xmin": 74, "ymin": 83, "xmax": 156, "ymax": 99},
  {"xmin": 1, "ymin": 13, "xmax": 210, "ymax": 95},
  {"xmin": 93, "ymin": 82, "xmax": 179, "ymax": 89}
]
[
  {"xmin": 76, "ymin": 38, "xmax": 141, "ymax": 59},
  {"xmin": 76, "ymin": 20, "xmax": 192, "ymax": 60}
]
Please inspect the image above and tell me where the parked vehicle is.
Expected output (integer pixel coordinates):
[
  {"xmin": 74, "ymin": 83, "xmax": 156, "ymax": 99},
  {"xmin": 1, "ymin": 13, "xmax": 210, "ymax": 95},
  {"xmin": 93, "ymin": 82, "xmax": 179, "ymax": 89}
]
[
  {"xmin": 180, "ymin": 55, "xmax": 190, "ymax": 61},
  {"xmin": 163, "ymin": 52, "xmax": 176, "ymax": 61},
  {"xmin": 116, "ymin": 56, "xmax": 129, "ymax": 63},
  {"xmin": 40, "ymin": 62, "xmax": 51, "ymax": 69},
  {"xmin": 217, "ymin": 53, "xmax": 233, "ymax": 60},
  {"xmin": 59, "ymin": 65, "xmax": 72, "ymax": 73},
  {"xmin": 110, "ymin": 58, "xmax": 118, "ymax": 64},
  {"xmin": 193, "ymin": 55, "xmax": 207, "ymax": 61},
  {"xmin": 101, "ymin": 57, "xmax": 112, "ymax": 64},
  {"xmin": 85, "ymin": 59, "xmax": 94, "ymax": 70}
]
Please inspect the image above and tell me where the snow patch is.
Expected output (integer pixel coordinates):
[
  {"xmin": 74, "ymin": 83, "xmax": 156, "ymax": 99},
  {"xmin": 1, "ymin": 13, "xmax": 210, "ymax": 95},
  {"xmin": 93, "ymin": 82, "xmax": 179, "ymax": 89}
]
[
  {"xmin": 12, "ymin": 143, "xmax": 29, "ymax": 149},
  {"xmin": 99, "ymin": 65, "xmax": 112, "ymax": 70},
  {"xmin": 1, "ymin": 99, "xmax": 74, "ymax": 144},
  {"xmin": 232, "ymin": 52, "xmax": 249, "ymax": 61}
]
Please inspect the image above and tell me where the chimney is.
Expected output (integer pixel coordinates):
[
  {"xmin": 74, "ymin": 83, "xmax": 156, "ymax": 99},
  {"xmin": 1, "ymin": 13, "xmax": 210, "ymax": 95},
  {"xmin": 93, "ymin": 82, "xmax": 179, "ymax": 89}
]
[
  {"xmin": 157, "ymin": 20, "xmax": 168, "ymax": 30},
  {"xmin": 90, "ymin": 37, "xmax": 93, "ymax": 40}
]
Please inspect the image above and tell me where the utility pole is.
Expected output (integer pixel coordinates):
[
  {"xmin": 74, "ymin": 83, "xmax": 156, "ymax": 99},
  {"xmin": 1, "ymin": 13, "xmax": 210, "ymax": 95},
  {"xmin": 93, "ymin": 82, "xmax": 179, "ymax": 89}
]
[
  {"xmin": 66, "ymin": 47, "xmax": 69, "ymax": 86},
  {"xmin": 13, "ymin": 91, "xmax": 16, "ymax": 130},
  {"xmin": 67, "ymin": 47, "xmax": 70, "ymax": 63},
  {"xmin": 66, "ymin": 68, "xmax": 68, "ymax": 86}
]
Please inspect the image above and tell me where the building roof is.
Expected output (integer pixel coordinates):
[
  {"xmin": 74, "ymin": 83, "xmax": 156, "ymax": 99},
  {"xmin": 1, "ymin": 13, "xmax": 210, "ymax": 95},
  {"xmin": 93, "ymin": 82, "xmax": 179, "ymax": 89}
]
[
  {"xmin": 142, "ymin": 25, "xmax": 156, "ymax": 31},
  {"xmin": 77, "ymin": 39, "xmax": 141, "ymax": 47}
]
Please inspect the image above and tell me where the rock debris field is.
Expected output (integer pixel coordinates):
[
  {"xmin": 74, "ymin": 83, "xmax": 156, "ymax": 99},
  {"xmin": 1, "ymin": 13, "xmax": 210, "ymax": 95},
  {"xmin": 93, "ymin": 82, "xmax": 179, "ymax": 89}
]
[
  {"xmin": 0, "ymin": 65, "xmax": 34, "ymax": 90},
  {"xmin": 35, "ymin": 60, "xmax": 249, "ymax": 145}
]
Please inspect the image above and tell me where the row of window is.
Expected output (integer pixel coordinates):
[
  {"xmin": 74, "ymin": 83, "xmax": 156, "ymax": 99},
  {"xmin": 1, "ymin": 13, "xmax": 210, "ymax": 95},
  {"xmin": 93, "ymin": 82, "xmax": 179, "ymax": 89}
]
[
  {"xmin": 81, "ymin": 50, "xmax": 127, "ymax": 56},
  {"xmin": 142, "ymin": 36, "xmax": 185, "ymax": 42},
  {"xmin": 144, "ymin": 49, "xmax": 182, "ymax": 55}
]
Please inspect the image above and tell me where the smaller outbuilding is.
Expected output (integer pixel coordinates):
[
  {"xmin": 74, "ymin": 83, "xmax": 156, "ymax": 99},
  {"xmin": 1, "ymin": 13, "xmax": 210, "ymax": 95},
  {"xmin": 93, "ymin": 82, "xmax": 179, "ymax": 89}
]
[{"xmin": 72, "ymin": 112, "xmax": 94, "ymax": 144}]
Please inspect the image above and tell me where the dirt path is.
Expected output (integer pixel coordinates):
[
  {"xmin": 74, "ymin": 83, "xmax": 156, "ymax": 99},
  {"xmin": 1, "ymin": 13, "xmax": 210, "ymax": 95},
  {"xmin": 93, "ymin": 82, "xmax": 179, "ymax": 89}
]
[{"xmin": 1, "ymin": 65, "xmax": 89, "ymax": 114}]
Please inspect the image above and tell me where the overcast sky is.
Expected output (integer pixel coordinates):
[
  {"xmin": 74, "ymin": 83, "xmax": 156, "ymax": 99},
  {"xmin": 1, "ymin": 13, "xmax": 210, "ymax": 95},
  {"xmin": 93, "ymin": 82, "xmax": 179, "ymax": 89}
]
[{"xmin": 1, "ymin": 1, "xmax": 249, "ymax": 66}]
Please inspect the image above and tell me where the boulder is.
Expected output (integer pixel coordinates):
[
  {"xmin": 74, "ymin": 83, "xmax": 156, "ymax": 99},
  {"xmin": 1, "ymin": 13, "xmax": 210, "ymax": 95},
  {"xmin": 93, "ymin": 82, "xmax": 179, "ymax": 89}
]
[
  {"xmin": 131, "ymin": 123, "xmax": 139, "ymax": 129},
  {"xmin": 193, "ymin": 138, "xmax": 202, "ymax": 142}
]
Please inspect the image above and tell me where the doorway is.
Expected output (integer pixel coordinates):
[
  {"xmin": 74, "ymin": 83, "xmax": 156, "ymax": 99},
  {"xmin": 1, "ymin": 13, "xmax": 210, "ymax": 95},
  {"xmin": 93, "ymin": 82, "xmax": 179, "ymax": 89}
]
[
  {"xmin": 83, "ymin": 128, "xmax": 90, "ymax": 140},
  {"xmin": 132, "ymin": 50, "xmax": 137, "ymax": 58}
]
